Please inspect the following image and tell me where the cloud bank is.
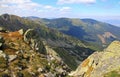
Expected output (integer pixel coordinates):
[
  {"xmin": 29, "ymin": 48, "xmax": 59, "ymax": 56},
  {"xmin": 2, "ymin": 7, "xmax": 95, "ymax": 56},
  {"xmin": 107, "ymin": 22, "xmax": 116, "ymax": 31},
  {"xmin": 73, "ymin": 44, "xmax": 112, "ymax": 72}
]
[
  {"xmin": 0, "ymin": 0, "xmax": 72, "ymax": 17},
  {"xmin": 57, "ymin": 0, "xmax": 96, "ymax": 4}
]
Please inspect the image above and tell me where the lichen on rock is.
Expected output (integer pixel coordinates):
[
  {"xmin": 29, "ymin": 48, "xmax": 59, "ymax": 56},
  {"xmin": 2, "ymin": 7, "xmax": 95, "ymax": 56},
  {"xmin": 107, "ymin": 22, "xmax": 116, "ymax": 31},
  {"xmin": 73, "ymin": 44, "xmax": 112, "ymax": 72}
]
[{"xmin": 70, "ymin": 41, "xmax": 120, "ymax": 77}]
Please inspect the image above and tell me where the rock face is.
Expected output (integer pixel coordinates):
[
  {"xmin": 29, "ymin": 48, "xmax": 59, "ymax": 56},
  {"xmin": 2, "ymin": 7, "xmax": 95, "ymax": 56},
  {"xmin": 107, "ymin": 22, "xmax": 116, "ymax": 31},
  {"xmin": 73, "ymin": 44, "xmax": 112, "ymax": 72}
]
[{"xmin": 70, "ymin": 41, "xmax": 120, "ymax": 77}]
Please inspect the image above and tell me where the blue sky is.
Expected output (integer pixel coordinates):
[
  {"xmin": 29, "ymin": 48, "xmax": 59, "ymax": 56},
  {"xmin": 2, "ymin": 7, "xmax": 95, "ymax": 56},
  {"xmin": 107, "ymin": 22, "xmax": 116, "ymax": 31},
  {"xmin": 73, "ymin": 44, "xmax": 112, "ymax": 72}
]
[{"xmin": 0, "ymin": 0, "xmax": 120, "ymax": 25}]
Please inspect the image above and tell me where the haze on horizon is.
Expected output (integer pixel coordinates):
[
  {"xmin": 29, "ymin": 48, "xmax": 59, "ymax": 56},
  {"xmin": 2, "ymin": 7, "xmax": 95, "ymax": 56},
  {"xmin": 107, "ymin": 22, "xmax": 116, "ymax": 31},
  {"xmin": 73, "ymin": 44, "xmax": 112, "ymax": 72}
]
[{"xmin": 0, "ymin": 0, "xmax": 120, "ymax": 26}]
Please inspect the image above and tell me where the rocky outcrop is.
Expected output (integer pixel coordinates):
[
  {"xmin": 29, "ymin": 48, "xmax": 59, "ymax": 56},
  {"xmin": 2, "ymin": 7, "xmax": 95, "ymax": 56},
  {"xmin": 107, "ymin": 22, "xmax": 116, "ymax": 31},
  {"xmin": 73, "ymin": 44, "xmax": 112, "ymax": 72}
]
[
  {"xmin": 70, "ymin": 41, "xmax": 120, "ymax": 77},
  {"xmin": 0, "ymin": 29, "xmax": 71, "ymax": 77},
  {"xmin": 23, "ymin": 29, "xmax": 33, "ymax": 43},
  {"xmin": 23, "ymin": 29, "xmax": 46, "ymax": 54},
  {"xmin": 45, "ymin": 44, "xmax": 62, "ymax": 62}
]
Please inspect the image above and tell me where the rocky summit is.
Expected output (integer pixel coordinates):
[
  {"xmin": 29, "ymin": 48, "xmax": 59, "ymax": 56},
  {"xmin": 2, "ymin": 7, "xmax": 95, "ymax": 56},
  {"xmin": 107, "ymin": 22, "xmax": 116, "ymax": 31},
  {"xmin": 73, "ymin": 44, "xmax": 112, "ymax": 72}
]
[
  {"xmin": 0, "ymin": 29, "xmax": 71, "ymax": 77},
  {"xmin": 70, "ymin": 41, "xmax": 120, "ymax": 77}
]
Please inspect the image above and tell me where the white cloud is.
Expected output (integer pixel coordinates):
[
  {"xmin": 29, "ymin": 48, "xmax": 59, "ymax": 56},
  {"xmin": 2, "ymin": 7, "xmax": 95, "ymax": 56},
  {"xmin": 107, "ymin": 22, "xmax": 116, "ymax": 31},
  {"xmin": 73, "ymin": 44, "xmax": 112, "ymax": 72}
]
[
  {"xmin": 0, "ymin": 0, "xmax": 29, "ymax": 4},
  {"xmin": 0, "ymin": 0, "xmax": 73, "ymax": 18},
  {"xmin": 0, "ymin": 0, "xmax": 42, "ymax": 16},
  {"xmin": 43, "ymin": 5, "xmax": 58, "ymax": 11},
  {"xmin": 57, "ymin": 0, "xmax": 96, "ymax": 4},
  {"xmin": 0, "ymin": 4, "xmax": 9, "ymax": 7},
  {"xmin": 60, "ymin": 7, "xmax": 71, "ymax": 12},
  {"xmin": 44, "ymin": 5, "xmax": 54, "ymax": 9},
  {"xmin": 0, "ymin": 0, "xmax": 40, "ymax": 9}
]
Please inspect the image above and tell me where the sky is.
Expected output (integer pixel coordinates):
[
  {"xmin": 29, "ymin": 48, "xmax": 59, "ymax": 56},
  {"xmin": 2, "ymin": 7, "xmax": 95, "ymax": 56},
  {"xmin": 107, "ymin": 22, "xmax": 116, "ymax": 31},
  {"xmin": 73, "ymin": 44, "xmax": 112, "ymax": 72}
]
[{"xmin": 0, "ymin": 0, "xmax": 120, "ymax": 26}]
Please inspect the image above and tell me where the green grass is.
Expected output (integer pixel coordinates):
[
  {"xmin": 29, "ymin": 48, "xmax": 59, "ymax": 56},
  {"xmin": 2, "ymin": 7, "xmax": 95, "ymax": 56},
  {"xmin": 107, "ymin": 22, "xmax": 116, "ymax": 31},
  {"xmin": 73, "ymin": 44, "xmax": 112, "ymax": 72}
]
[
  {"xmin": 0, "ymin": 57, "xmax": 7, "ymax": 69},
  {"xmin": 104, "ymin": 71, "xmax": 120, "ymax": 77},
  {"xmin": 54, "ymin": 48, "xmax": 78, "ymax": 70}
]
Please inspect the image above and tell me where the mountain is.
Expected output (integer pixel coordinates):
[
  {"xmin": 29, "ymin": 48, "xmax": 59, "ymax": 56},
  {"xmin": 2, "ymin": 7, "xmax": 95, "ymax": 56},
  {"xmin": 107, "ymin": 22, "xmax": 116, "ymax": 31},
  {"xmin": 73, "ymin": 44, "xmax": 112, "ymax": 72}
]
[
  {"xmin": 0, "ymin": 29, "xmax": 72, "ymax": 77},
  {"xmin": 1, "ymin": 14, "xmax": 120, "ymax": 77},
  {"xmin": 0, "ymin": 14, "xmax": 95, "ymax": 70},
  {"xmin": 69, "ymin": 40, "xmax": 120, "ymax": 77},
  {"xmin": 26, "ymin": 17, "xmax": 120, "ymax": 49}
]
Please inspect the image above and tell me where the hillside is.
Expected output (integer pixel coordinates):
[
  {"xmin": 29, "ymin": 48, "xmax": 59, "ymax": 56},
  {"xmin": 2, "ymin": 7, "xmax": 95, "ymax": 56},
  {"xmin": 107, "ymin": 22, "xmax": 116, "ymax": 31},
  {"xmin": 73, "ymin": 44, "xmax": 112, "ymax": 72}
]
[
  {"xmin": 0, "ymin": 29, "xmax": 72, "ymax": 77},
  {"xmin": 27, "ymin": 17, "xmax": 120, "ymax": 49},
  {"xmin": 69, "ymin": 41, "xmax": 120, "ymax": 77},
  {"xmin": 0, "ymin": 14, "xmax": 95, "ymax": 70}
]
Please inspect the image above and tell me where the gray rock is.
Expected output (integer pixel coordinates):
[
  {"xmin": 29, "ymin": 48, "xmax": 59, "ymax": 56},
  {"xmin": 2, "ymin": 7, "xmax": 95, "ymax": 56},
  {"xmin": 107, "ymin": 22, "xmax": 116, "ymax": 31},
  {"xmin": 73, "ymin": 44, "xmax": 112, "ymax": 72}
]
[
  {"xmin": 8, "ymin": 55, "xmax": 17, "ymax": 62},
  {"xmin": 23, "ymin": 29, "xmax": 33, "ymax": 43},
  {"xmin": 55, "ymin": 67, "xmax": 64, "ymax": 74},
  {"xmin": 18, "ymin": 29, "xmax": 24, "ymax": 35},
  {"xmin": 0, "ymin": 50, "xmax": 6, "ymax": 58},
  {"xmin": 44, "ymin": 72, "xmax": 55, "ymax": 77},
  {"xmin": 37, "ymin": 68, "xmax": 43, "ymax": 72}
]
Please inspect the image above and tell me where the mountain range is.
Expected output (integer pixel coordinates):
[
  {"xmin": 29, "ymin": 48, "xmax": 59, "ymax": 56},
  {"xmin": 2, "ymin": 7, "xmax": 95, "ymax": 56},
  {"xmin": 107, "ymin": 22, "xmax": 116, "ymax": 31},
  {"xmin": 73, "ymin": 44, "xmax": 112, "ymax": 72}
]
[
  {"xmin": 0, "ymin": 14, "xmax": 120, "ymax": 77},
  {"xmin": 26, "ymin": 17, "xmax": 120, "ymax": 49}
]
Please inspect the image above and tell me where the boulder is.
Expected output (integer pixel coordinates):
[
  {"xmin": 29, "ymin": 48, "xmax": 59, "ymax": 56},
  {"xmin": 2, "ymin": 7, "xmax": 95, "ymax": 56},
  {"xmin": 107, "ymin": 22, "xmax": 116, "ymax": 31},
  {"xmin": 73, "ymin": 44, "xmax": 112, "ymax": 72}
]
[
  {"xmin": 18, "ymin": 29, "xmax": 24, "ymax": 35},
  {"xmin": 23, "ymin": 29, "xmax": 33, "ymax": 43}
]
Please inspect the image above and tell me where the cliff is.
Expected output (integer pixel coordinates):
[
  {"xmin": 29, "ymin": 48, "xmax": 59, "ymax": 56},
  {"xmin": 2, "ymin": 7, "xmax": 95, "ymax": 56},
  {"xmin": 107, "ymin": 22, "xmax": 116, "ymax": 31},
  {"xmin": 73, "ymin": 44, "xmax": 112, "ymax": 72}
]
[{"xmin": 70, "ymin": 41, "xmax": 120, "ymax": 77}]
